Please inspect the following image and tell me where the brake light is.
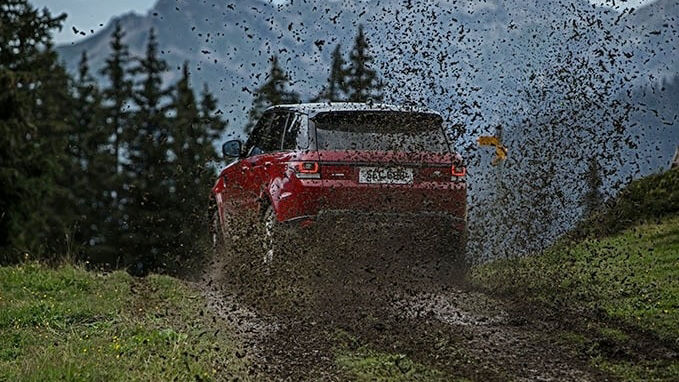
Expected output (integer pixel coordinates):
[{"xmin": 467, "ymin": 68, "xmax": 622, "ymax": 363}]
[
  {"xmin": 295, "ymin": 162, "xmax": 319, "ymax": 173},
  {"xmin": 451, "ymin": 165, "xmax": 466, "ymax": 177},
  {"xmin": 291, "ymin": 162, "xmax": 320, "ymax": 179}
]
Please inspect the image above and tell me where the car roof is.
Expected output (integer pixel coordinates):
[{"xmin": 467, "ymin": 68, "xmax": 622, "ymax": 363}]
[{"xmin": 266, "ymin": 102, "xmax": 442, "ymax": 118}]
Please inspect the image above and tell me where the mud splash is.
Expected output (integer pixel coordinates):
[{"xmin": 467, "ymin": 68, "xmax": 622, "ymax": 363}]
[{"xmin": 200, "ymin": 262, "xmax": 604, "ymax": 381}]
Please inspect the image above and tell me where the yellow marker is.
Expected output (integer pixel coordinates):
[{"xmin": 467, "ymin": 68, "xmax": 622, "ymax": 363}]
[{"xmin": 478, "ymin": 136, "xmax": 508, "ymax": 166}]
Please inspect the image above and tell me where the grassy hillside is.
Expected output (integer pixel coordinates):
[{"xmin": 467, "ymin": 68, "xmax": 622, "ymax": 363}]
[
  {"xmin": 0, "ymin": 264, "xmax": 248, "ymax": 381},
  {"xmin": 471, "ymin": 169, "xmax": 679, "ymax": 380},
  {"xmin": 573, "ymin": 167, "xmax": 679, "ymax": 239},
  {"xmin": 473, "ymin": 216, "xmax": 679, "ymax": 341}
]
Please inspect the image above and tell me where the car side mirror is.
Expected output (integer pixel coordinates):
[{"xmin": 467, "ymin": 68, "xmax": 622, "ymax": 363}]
[{"xmin": 222, "ymin": 140, "xmax": 242, "ymax": 158}]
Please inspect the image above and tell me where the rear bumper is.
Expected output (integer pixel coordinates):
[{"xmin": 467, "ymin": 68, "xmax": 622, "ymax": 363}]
[
  {"xmin": 282, "ymin": 209, "xmax": 467, "ymax": 234},
  {"xmin": 318, "ymin": 209, "xmax": 465, "ymax": 223},
  {"xmin": 273, "ymin": 178, "xmax": 467, "ymax": 227}
]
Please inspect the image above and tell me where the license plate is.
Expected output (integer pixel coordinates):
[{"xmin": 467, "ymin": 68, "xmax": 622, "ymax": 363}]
[{"xmin": 358, "ymin": 167, "xmax": 414, "ymax": 184}]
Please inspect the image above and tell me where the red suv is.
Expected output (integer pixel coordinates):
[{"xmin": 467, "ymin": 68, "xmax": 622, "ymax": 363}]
[{"xmin": 210, "ymin": 103, "xmax": 467, "ymax": 266}]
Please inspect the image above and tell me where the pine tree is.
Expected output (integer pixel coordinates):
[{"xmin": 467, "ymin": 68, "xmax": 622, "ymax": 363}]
[
  {"xmin": 169, "ymin": 63, "xmax": 204, "ymax": 259},
  {"xmin": 97, "ymin": 21, "xmax": 134, "ymax": 265},
  {"xmin": 169, "ymin": 63, "xmax": 199, "ymax": 264},
  {"xmin": 246, "ymin": 56, "xmax": 300, "ymax": 132},
  {"xmin": 100, "ymin": 21, "xmax": 133, "ymax": 174},
  {"xmin": 0, "ymin": 0, "xmax": 75, "ymax": 259},
  {"xmin": 171, "ymin": 64, "xmax": 201, "ymax": 164},
  {"xmin": 70, "ymin": 51, "xmax": 119, "ymax": 262},
  {"xmin": 347, "ymin": 25, "xmax": 383, "ymax": 103},
  {"xmin": 199, "ymin": 84, "xmax": 228, "ymax": 145},
  {"xmin": 583, "ymin": 156, "xmax": 604, "ymax": 217},
  {"xmin": 69, "ymin": 52, "xmax": 99, "ymax": 247},
  {"xmin": 315, "ymin": 44, "xmax": 349, "ymax": 102},
  {"xmin": 167, "ymin": 64, "xmax": 227, "ymax": 267},
  {"xmin": 124, "ymin": 28, "xmax": 172, "ymax": 274}
]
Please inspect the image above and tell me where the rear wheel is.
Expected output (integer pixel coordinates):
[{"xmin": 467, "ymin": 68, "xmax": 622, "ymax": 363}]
[
  {"xmin": 438, "ymin": 227, "xmax": 469, "ymax": 283},
  {"xmin": 261, "ymin": 204, "xmax": 277, "ymax": 267},
  {"xmin": 209, "ymin": 202, "xmax": 225, "ymax": 255},
  {"xmin": 211, "ymin": 211, "xmax": 222, "ymax": 254}
]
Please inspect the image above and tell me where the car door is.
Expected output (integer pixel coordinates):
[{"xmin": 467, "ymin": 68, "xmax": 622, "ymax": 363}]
[
  {"xmin": 238, "ymin": 111, "xmax": 288, "ymax": 212},
  {"xmin": 218, "ymin": 112, "xmax": 275, "ymax": 223},
  {"xmin": 249, "ymin": 111, "xmax": 291, "ymax": 204}
]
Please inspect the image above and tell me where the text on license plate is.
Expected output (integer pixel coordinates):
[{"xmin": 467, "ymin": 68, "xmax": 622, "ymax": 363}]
[{"xmin": 358, "ymin": 167, "xmax": 414, "ymax": 184}]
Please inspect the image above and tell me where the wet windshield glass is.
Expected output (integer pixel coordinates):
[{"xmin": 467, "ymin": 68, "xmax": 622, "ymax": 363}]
[{"xmin": 314, "ymin": 111, "xmax": 450, "ymax": 152}]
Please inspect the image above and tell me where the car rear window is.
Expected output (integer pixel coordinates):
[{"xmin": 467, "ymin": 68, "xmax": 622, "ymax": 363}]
[{"xmin": 313, "ymin": 111, "xmax": 450, "ymax": 153}]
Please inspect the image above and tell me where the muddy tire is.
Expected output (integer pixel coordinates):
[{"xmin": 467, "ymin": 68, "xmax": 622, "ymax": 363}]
[
  {"xmin": 261, "ymin": 204, "xmax": 278, "ymax": 269},
  {"xmin": 435, "ymin": 228, "xmax": 469, "ymax": 285},
  {"xmin": 210, "ymin": 209, "xmax": 224, "ymax": 255},
  {"xmin": 207, "ymin": 205, "xmax": 232, "ymax": 286},
  {"xmin": 246, "ymin": 203, "xmax": 287, "ymax": 286}
]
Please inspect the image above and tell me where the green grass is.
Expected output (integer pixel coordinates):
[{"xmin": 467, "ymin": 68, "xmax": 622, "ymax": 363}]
[
  {"xmin": 573, "ymin": 167, "xmax": 679, "ymax": 239},
  {"xmin": 332, "ymin": 329, "xmax": 467, "ymax": 382},
  {"xmin": 471, "ymin": 215, "xmax": 679, "ymax": 343},
  {"xmin": 336, "ymin": 348, "xmax": 452, "ymax": 382},
  {"xmin": 471, "ymin": 215, "xmax": 679, "ymax": 380},
  {"xmin": 596, "ymin": 358, "xmax": 679, "ymax": 381},
  {"xmin": 0, "ymin": 263, "xmax": 248, "ymax": 381}
]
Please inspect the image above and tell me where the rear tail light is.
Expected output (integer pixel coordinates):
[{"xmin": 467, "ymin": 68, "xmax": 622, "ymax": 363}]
[
  {"xmin": 291, "ymin": 162, "xmax": 320, "ymax": 179},
  {"xmin": 451, "ymin": 165, "xmax": 466, "ymax": 178}
]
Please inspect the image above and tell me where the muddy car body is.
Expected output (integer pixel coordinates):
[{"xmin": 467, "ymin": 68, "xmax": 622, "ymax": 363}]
[{"xmin": 211, "ymin": 103, "xmax": 467, "ymax": 265}]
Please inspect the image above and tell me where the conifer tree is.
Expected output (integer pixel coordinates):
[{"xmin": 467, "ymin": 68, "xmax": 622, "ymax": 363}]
[
  {"xmin": 315, "ymin": 44, "xmax": 349, "ymax": 102},
  {"xmin": 347, "ymin": 25, "xmax": 383, "ymax": 102},
  {"xmin": 171, "ymin": 64, "xmax": 201, "ymax": 164},
  {"xmin": 169, "ymin": 63, "xmax": 204, "ymax": 259},
  {"xmin": 70, "ymin": 51, "xmax": 118, "ymax": 261},
  {"xmin": 100, "ymin": 21, "xmax": 133, "ymax": 174},
  {"xmin": 0, "ymin": 0, "xmax": 74, "ymax": 258},
  {"xmin": 98, "ymin": 22, "xmax": 134, "ymax": 264},
  {"xmin": 199, "ymin": 84, "xmax": 228, "ymax": 145},
  {"xmin": 124, "ymin": 28, "xmax": 172, "ymax": 274},
  {"xmin": 246, "ymin": 56, "xmax": 300, "ymax": 132},
  {"xmin": 168, "ymin": 64, "xmax": 227, "ymax": 264}
]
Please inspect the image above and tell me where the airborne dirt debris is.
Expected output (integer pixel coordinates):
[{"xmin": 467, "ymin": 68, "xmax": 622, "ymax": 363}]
[
  {"xmin": 197, "ymin": 169, "xmax": 679, "ymax": 381},
  {"xmin": 200, "ymin": 232, "xmax": 609, "ymax": 381}
]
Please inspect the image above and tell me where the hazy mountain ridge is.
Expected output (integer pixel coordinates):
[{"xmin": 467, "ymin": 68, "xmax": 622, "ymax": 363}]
[{"xmin": 57, "ymin": 0, "xmax": 676, "ymax": 128}]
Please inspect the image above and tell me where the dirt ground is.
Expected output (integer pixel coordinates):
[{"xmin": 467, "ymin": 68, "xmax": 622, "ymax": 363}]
[
  {"xmin": 199, "ymin": 225, "xmax": 613, "ymax": 381},
  {"xmin": 202, "ymin": 280, "xmax": 610, "ymax": 381}
]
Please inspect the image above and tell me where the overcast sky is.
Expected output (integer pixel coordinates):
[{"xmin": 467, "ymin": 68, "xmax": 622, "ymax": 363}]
[
  {"xmin": 31, "ymin": 0, "xmax": 156, "ymax": 44},
  {"xmin": 32, "ymin": 0, "xmax": 657, "ymax": 45}
]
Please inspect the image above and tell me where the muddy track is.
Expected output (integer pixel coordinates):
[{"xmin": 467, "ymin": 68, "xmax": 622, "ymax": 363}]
[
  {"xmin": 197, "ymin": 222, "xmax": 623, "ymax": 380},
  {"xmin": 390, "ymin": 289, "xmax": 602, "ymax": 381},
  {"xmin": 200, "ymin": 276, "xmax": 609, "ymax": 381}
]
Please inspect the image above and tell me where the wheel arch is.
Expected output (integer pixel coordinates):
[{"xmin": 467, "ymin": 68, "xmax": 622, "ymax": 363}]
[{"xmin": 258, "ymin": 182, "xmax": 281, "ymax": 218}]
